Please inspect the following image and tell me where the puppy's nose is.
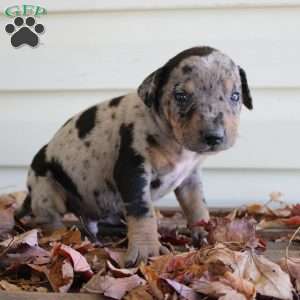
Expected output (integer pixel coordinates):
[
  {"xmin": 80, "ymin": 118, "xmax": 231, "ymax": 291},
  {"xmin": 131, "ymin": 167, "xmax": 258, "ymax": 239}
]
[{"xmin": 204, "ymin": 131, "xmax": 224, "ymax": 146}]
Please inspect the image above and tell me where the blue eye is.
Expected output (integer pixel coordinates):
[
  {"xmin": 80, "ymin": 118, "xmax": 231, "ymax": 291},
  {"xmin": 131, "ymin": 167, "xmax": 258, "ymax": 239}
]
[{"xmin": 231, "ymin": 92, "xmax": 240, "ymax": 102}]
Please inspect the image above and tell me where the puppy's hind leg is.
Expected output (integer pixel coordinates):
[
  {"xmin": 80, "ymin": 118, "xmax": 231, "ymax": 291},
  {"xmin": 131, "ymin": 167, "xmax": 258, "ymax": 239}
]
[{"xmin": 27, "ymin": 173, "xmax": 68, "ymax": 230}]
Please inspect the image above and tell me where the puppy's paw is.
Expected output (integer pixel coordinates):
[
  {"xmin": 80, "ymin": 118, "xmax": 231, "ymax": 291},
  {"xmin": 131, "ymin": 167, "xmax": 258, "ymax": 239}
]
[
  {"xmin": 125, "ymin": 240, "xmax": 169, "ymax": 267},
  {"xmin": 125, "ymin": 216, "xmax": 169, "ymax": 267},
  {"xmin": 191, "ymin": 226, "xmax": 208, "ymax": 248}
]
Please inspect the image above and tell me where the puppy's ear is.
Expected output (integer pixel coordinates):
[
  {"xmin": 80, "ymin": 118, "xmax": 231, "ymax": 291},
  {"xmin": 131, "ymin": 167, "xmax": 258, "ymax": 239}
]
[
  {"xmin": 239, "ymin": 66, "xmax": 253, "ymax": 110},
  {"xmin": 138, "ymin": 68, "xmax": 162, "ymax": 108}
]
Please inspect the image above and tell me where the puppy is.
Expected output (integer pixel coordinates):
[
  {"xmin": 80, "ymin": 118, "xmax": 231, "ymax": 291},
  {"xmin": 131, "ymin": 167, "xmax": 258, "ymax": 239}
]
[{"xmin": 18, "ymin": 46, "xmax": 252, "ymax": 266}]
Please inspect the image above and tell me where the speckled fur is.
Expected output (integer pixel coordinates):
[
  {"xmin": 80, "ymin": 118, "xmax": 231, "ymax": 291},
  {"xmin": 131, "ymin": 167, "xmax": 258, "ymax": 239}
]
[{"xmin": 20, "ymin": 47, "xmax": 252, "ymax": 255}]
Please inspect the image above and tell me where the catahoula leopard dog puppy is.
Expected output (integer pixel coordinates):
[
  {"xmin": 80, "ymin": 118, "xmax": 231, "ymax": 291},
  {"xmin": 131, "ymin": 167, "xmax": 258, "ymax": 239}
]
[{"xmin": 18, "ymin": 46, "xmax": 252, "ymax": 266}]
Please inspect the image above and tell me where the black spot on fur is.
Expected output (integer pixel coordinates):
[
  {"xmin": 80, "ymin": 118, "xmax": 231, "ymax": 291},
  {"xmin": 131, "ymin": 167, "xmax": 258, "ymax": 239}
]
[
  {"xmin": 109, "ymin": 96, "xmax": 124, "ymax": 107},
  {"xmin": 124, "ymin": 201, "xmax": 149, "ymax": 218},
  {"xmin": 239, "ymin": 67, "xmax": 253, "ymax": 110},
  {"xmin": 105, "ymin": 179, "xmax": 117, "ymax": 194},
  {"xmin": 182, "ymin": 65, "xmax": 193, "ymax": 74},
  {"xmin": 31, "ymin": 144, "xmax": 48, "ymax": 177},
  {"xmin": 146, "ymin": 134, "xmax": 159, "ymax": 147},
  {"xmin": 93, "ymin": 190, "xmax": 100, "ymax": 198},
  {"xmin": 113, "ymin": 123, "xmax": 148, "ymax": 217},
  {"xmin": 15, "ymin": 194, "xmax": 32, "ymax": 219},
  {"xmin": 48, "ymin": 159, "xmax": 82, "ymax": 201},
  {"xmin": 142, "ymin": 46, "xmax": 215, "ymax": 112},
  {"xmin": 84, "ymin": 141, "xmax": 91, "ymax": 148},
  {"xmin": 75, "ymin": 105, "xmax": 98, "ymax": 139},
  {"xmin": 111, "ymin": 112, "xmax": 116, "ymax": 119},
  {"xmin": 151, "ymin": 178, "xmax": 161, "ymax": 189},
  {"xmin": 65, "ymin": 195, "xmax": 82, "ymax": 217},
  {"xmin": 219, "ymin": 96, "xmax": 224, "ymax": 101}
]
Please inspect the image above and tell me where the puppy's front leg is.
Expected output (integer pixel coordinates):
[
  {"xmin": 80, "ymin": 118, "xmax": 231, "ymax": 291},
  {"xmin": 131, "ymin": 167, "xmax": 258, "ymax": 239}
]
[
  {"xmin": 175, "ymin": 167, "xmax": 209, "ymax": 246},
  {"xmin": 114, "ymin": 155, "xmax": 168, "ymax": 267}
]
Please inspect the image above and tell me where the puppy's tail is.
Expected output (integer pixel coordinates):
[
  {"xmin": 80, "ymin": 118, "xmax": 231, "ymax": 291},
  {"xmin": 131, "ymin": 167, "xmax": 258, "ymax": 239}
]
[{"xmin": 15, "ymin": 194, "xmax": 32, "ymax": 219}]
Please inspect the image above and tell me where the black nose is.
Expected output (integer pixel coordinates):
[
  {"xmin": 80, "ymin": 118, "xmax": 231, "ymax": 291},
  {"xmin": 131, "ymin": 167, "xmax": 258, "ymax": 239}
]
[{"xmin": 205, "ymin": 133, "xmax": 224, "ymax": 146}]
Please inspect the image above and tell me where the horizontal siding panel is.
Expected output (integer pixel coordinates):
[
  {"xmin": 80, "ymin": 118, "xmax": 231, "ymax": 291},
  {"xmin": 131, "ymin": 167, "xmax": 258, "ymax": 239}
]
[
  {"xmin": 1, "ymin": 0, "xmax": 300, "ymax": 12},
  {"xmin": 0, "ymin": 8, "xmax": 300, "ymax": 90},
  {"xmin": 0, "ymin": 88, "xmax": 299, "ymax": 169},
  {"xmin": 1, "ymin": 167, "xmax": 299, "ymax": 205}
]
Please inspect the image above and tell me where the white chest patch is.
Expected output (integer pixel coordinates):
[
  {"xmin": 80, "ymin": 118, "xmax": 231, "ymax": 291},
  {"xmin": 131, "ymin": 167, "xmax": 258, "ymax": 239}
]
[{"xmin": 151, "ymin": 152, "xmax": 203, "ymax": 200}]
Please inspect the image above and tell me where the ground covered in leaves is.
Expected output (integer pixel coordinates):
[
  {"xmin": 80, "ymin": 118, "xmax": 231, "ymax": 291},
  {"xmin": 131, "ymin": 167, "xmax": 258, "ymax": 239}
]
[{"xmin": 1, "ymin": 191, "xmax": 300, "ymax": 299}]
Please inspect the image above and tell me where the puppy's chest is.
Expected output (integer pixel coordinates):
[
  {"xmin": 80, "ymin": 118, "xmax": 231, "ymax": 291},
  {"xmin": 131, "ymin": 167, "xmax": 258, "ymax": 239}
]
[{"xmin": 150, "ymin": 153, "xmax": 201, "ymax": 200}]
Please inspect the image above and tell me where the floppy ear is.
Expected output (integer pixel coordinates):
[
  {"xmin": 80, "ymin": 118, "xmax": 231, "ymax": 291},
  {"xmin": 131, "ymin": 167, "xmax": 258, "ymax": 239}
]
[
  {"xmin": 238, "ymin": 66, "xmax": 253, "ymax": 110},
  {"xmin": 138, "ymin": 68, "xmax": 162, "ymax": 108}
]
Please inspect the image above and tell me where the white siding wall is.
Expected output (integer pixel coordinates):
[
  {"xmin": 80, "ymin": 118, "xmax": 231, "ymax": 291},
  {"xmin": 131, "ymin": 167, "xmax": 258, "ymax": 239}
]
[{"xmin": 0, "ymin": 1, "xmax": 300, "ymax": 206}]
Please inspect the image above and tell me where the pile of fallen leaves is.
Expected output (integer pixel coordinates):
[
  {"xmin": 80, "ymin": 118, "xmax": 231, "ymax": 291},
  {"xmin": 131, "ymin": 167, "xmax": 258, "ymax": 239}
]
[{"xmin": 1, "ymin": 191, "xmax": 300, "ymax": 299}]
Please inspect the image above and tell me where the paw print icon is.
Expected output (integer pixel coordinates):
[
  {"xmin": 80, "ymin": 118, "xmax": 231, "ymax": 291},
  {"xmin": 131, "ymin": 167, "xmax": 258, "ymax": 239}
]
[{"xmin": 5, "ymin": 16, "xmax": 45, "ymax": 48}]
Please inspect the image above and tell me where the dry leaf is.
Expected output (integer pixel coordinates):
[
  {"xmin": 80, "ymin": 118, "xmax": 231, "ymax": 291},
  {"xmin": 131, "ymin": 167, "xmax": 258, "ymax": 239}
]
[
  {"xmin": 82, "ymin": 273, "xmax": 146, "ymax": 299},
  {"xmin": 280, "ymin": 257, "xmax": 300, "ymax": 292},
  {"xmin": 39, "ymin": 228, "xmax": 68, "ymax": 245},
  {"xmin": 164, "ymin": 278, "xmax": 200, "ymax": 300},
  {"xmin": 0, "ymin": 280, "xmax": 23, "ymax": 292},
  {"xmin": 221, "ymin": 271, "xmax": 255, "ymax": 298},
  {"xmin": 205, "ymin": 218, "xmax": 258, "ymax": 249},
  {"xmin": 140, "ymin": 263, "xmax": 165, "ymax": 300},
  {"xmin": 193, "ymin": 279, "xmax": 248, "ymax": 300},
  {"xmin": 6, "ymin": 245, "xmax": 51, "ymax": 265},
  {"xmin": 258, "ymin": 216, "xmax": 300, "ymax": 230},
  {"xmin": 48, "ymin": 256, "xmax": 74, "ymax": 293},
  {"xmin": 54, "ymin": 244, "xmax": 93, "ymax": 276},
  {"xmin": 236, "ymin": 250, "xmax": 293, "ymax": 300},
  {"xmin": 105, "ymin": 247, "xmax": 126, "ymax": 267},
  {"xmin": 84, "ymin": 248, "xmax": 109, "ymax": 272},
  {"xmin": 193, "ymin": 244, "xmax": 293, "ymax": 300},
  {"xmin": 0, "ymin": 194, "xmax": 17, "ymax": 237},
  {"xmin": 107, "ymin": 260, "xmax": 138, "ymax": 277},
  {"xmin": 124, "ymin": 285, "xmax": 153, "ymax": 300},
  {"xmin": 0, "ymin": 229, "xmax": 39, "ymax": 248}
]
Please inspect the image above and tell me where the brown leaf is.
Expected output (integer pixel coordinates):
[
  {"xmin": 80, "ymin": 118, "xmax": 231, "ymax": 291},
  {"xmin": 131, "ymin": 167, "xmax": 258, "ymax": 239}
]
[
  {"xmin": 0, "ymin": 194, "xmax": 17, "ymax": 237},
  {"xmin": 205, "ymin": 218, "xmax": 259, "ymax": 249},
  {"xmin": 193, "ymin": 244, "xmax": 293, "ymax": 300},
  {"xmin": 48, "ymin": 256, "xmax": 74, "ymax": 293},
  {"xmin": 54, "ymin": 244, "xmax": 93, "ymax": 274},
  {"xmin": 291, "ymin": 204, "xmax": 300, "ymax": 216},
  {"xmin": 82, "ymin": 273, "xmax": 146, "ymax": 299},
  {"xmin": 105, "ymin": 247, "xmax": 126, "ymax": 267},
  {"xmin": 280, "ymin": 257, "xmax": 300, "ymax": 292},
  {"xmin": 0, "ymin": 280, "xmax": 23, "ymax": 292},
  {"xmin": 107, "ymin": 260, "xmax": 138, "ymax": 277},
  {"xmin": 258, "ymin": 216, "xmax": 300, "ymax": 229},
  {"xmin": 140, "ymin": 263, "xmax": 165, "ymax": 300},
  {"xmin": 234, "ymin": 249, "xmax": 293, "ymax": 299},
  {"xmin": 0, "ymin": 229, "xmax": 39, "ymax": 248},
  {"xmin": 6, "ymin": 245, "xmax": 51, "ymax": 265},
  {"xmin": 84, "ymin": 248, "xmax": 109, "ymax": 272},
  {"xmin": 164, "ymin": 278, "xmax": 200, "ymax": 300},
  {"xmin": 39, "ymin": 228, "xmax": 68, "ymax": 245},
  {"xmin": 124, "ymin": 285, "xmax": 154, "ymax": 300},
  {"xmin": 193, "ymin": 279, "xmax": 249, "ymax": 300}
]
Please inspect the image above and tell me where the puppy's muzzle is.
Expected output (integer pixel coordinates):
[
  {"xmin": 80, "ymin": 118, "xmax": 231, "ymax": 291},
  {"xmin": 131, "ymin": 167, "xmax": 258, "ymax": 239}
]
[{"xmin": 204, "ymin": 129, "xmax": 225, "ymax": 146}]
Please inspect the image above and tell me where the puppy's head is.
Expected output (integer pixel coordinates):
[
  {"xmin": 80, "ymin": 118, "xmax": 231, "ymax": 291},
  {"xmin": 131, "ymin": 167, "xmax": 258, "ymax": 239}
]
[{"xmin": 138, "ymin": 46, "xmax": 252, "ymax": 153}]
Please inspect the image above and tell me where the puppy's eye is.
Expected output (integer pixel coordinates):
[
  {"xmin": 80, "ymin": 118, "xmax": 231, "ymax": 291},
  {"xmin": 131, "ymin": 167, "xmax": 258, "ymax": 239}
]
[
  {"xmin": 174, "ymin": 92, "xmax": 189, "ymax": 104},
  {"xmin": 230, "ymin": 92, "xmax": 240, "ymax": 102}
]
